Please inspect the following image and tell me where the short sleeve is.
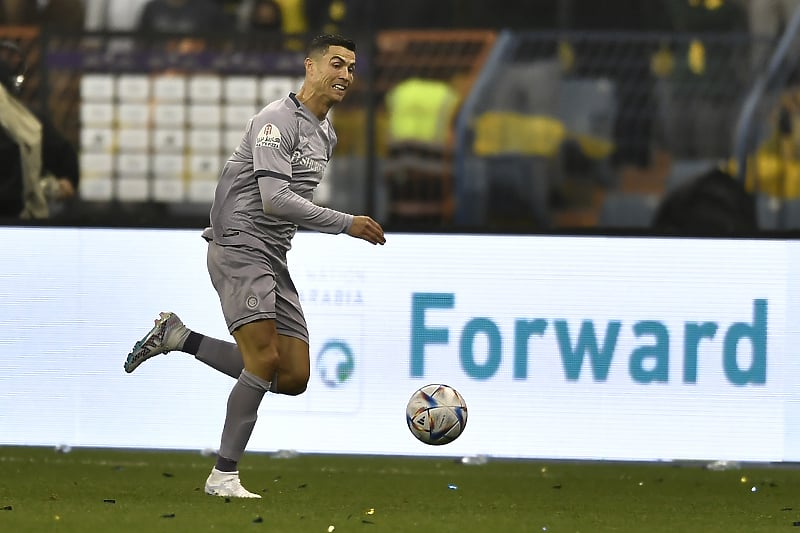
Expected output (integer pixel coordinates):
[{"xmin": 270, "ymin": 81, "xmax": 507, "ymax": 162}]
[{"xmin": 250, "ymin": 108, "xmax": 296, "ymax": 180}]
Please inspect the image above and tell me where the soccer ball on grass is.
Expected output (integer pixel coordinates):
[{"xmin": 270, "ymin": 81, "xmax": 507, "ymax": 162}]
[{"xmin": 405, "ymin": 384, "xmax": 468, "ymax": 445}]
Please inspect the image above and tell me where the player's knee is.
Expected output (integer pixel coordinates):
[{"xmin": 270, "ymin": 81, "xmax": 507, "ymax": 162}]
[
  {"xmin": 277, "ymin": 369, "xmax": 310, "ymax": 396},
  {"xmin": 282, "ymin": 382, "xmax": 308, "ymax": 396},
  {"xmin": 246, "ymin": 347, "xmax": 280, "ymax": 377},
  {"xmin": 285, "ymin": 376, "xmax": 310, "ymax": 396}
]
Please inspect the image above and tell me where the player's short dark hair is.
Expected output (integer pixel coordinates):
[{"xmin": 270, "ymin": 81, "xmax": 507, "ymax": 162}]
[{"xmin": 306, "ymin": 34, "xmax": 356, "ymax": 58}]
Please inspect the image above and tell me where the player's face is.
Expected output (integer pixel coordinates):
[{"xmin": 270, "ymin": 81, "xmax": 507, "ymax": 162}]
[{"xmin": 311, "ymin": 45, "xmax": 355, "ymax": 103}]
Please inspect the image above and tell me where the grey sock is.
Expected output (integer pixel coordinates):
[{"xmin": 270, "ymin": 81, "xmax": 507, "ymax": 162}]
[
  {"xmin": 217, "ymin": 370, "xmax": 271, "ymax": 464},
  {"xmin": 193, "ymin": 336, "xmax": 244, "ymax": 379}
]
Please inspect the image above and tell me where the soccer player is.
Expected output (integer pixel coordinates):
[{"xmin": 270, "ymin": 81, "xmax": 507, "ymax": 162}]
[{"xmin": 123, "ymin": 34, "xmax": 385, "ymax": 498}]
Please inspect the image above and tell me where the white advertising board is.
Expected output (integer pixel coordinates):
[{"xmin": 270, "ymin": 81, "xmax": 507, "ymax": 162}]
[{"xmin": 1, "ymin": 227, "xmax": 798, "ymax": 462}]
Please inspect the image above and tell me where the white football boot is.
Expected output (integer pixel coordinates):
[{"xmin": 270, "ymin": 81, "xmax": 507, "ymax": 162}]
[
  {"xmin": 204, "ymin": 468, "xmax": 262, "ymax": 498},
  {"xmin": 124, "ymin": 312, "xmax": 189, "ymax": 373}
]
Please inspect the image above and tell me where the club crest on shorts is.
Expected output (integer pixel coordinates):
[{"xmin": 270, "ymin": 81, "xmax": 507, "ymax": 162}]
[
  {"xmin": 246, "ymin": 295, "xmax": 259, "ymax": 309},
  {"xmin": 255, "ymin": 123, "xmax": 281, "ymax": 148}
]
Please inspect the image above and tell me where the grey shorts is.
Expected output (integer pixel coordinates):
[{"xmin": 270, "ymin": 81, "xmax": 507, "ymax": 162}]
[{"xmin": 206, "ymin": 241, "xmax": 308, "ymax": 342}]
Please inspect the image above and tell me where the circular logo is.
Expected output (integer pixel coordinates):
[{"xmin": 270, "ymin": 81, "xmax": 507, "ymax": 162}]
[
  {"xmin": 317, "ymin": 340, "xmax": 355, "ymax": 388},
  {"xmin": 246, "ymin": 295, "xmax": 259, "ymax": 309}
]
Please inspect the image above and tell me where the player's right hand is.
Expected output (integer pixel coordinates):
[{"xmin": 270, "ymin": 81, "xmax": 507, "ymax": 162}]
[{"xmin": 347, "ymin": 215, "xmax": 386, "ymax": 245}]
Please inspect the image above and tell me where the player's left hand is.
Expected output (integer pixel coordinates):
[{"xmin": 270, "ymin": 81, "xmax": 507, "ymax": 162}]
[{"xmin": 347, "ymin": 215, "xmax": 386, "ymax": 245}]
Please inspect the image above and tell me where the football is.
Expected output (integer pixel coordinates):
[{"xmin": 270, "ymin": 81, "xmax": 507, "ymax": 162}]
[{"xmin": 405, "ymin": 384, "xmax": 468, "ymax": 445}]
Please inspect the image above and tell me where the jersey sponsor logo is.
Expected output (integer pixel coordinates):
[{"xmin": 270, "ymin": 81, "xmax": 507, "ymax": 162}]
[
  {"xmin": 255, "ymin": 123, "xmax": 282, "ymax": 148},
  {"xmin": 291, "ymin": 150, "xmax": 327, "ymax": 173}
]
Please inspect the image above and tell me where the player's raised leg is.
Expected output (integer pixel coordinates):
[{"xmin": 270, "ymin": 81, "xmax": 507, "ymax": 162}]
[
  {"xmin": 123, "ymin": 312, "xmax": 190, "ymax": 373},
  {"xmin": 124, "ymin": 312, "xmax": 246, "ymax": 377}
]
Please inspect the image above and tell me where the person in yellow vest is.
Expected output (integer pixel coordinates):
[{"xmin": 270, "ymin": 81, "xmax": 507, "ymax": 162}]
[
  {"xmin": 733, "ymin": 83, "xmax": 800, "ymax": 200},
  {"xmin": 273, "ymin": 0, "xmax": 307, "ymax": 35},
  {"xmin": 383, "ymin": 77, "xmax": 462, "ymax": 223},
  {"xmin": 385, "ymin": 77, "xmax": 461, "ymax": 148}
]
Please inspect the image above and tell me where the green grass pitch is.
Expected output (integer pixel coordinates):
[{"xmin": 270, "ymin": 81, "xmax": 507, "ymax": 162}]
[{"xmin": 1, "ymin": 446, "xmax": 799, "ymax": 532}]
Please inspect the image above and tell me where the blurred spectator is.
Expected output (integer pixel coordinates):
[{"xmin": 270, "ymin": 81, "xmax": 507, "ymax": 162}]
[
  {"xmin": 366, "ymin": 0, "xmax": 457, "ymax": 30},
  {"xmin": 299, "ymin": 0, "xmax": 559, "ymax": 32},
  {"xmin": 659, "ymin": 0, "xmax": 748, "ymax": 159},
  {"xmin": 83, "ymin": 0, "xmax": 152, "ymax": 55},
  {"xmin": 242, "ymin": 0, "xmax": 557, "ymax": 35},
  {"xmin": 84, "ymin": 0, "xmax": 152, "ymax": 32},
  {"xmin": 239, "ymin": 0, "xmax": 305, "ymax": 34},
  {"xmin": 463, "ymin": 0, "xmax": 559, "ymax": 30},
  {"xmin": 747, "ymin": 0, "xmax": 800, "ymax": 71},
  {"xmin": 732, "ymin": 82, "xmax": 800, "ymax": 201},
  {"xmin": 0, "ymin": 0, "xmax": 38, "ymax": 25},
  {"xmin": 0, "ymin": 0, "xmax": 83, "ymax": 29},
  {"xmin": 383, "ymin": 77, "xmax": 462, "ymax": 225},
  {"xmin": 138, "ymin": 0, "xmax": 231, "ymax": 55},
  {"xmin": 568, "ymin": 0, "xmax": 672, "ymax": 169},
  {"xmin": 238, "ymin": 0, "xmax": 283, "ymax": 34},
  {"xmin": 651, "ymin": 166, "xmax": 757, "ymax": 235},
  {"xmin": 213, "ymin": 0, "xmax": 243, "ymax": 19},
  {"xmin": 273, "ymin": 0, "xmax": 307, "ymax": 35},
  {"xmin": 238, "ymin": 0, "xmax": 306, "ymax": 49},
  {"xmin": 304, "ymin": 0, "xmax": 347, "ymax": 34},
  {"xmin": 385, "ymin": 77, "xmax": 461, "ymax": 147},
  {"xmin": 38, "ymin": 0, "xmax": 85, "ymax": 30},
  {"xmin": 137, "ymin": 0, "xmax": 228, "ymax": 35},
  {"xmin": 0, "ymin": 42, "xmax": 79, "ymax": 220}
]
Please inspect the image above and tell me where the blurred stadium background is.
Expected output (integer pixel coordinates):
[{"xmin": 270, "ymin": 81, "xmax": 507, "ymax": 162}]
[{"xmin": 4, "ymin": 0, "xmax": 800, "ymax": 233}]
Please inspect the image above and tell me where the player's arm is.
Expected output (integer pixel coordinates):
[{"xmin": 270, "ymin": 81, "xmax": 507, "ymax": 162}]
[
  {"xmin": 251, "ymin": 111, "xmax": 385, "ymax": 244},
  {"xmin": 257, "ymin": 174, "xmax": 353, "ymax": 234},
  {"xmin": 259, "ymin": 175, "xmax": 385, "ymax": 243},
  {"xmin": 249, "ymin": 112, "xmax": 353, "ymax": 234},
  {"xmin": 258, "ymin": 171, "xmax": 385, "ymax": 244}
]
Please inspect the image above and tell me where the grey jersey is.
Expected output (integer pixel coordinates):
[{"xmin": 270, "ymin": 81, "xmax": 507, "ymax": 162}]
[{"xmin": 202, "ymin": 93, "xmax": 352, "ymax": 252}]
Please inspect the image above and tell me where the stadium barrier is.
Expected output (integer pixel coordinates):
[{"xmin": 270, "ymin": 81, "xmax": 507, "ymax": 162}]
[{"xmin": 1, "ymin": 226, "xmax": 799, "ymax": 462}]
